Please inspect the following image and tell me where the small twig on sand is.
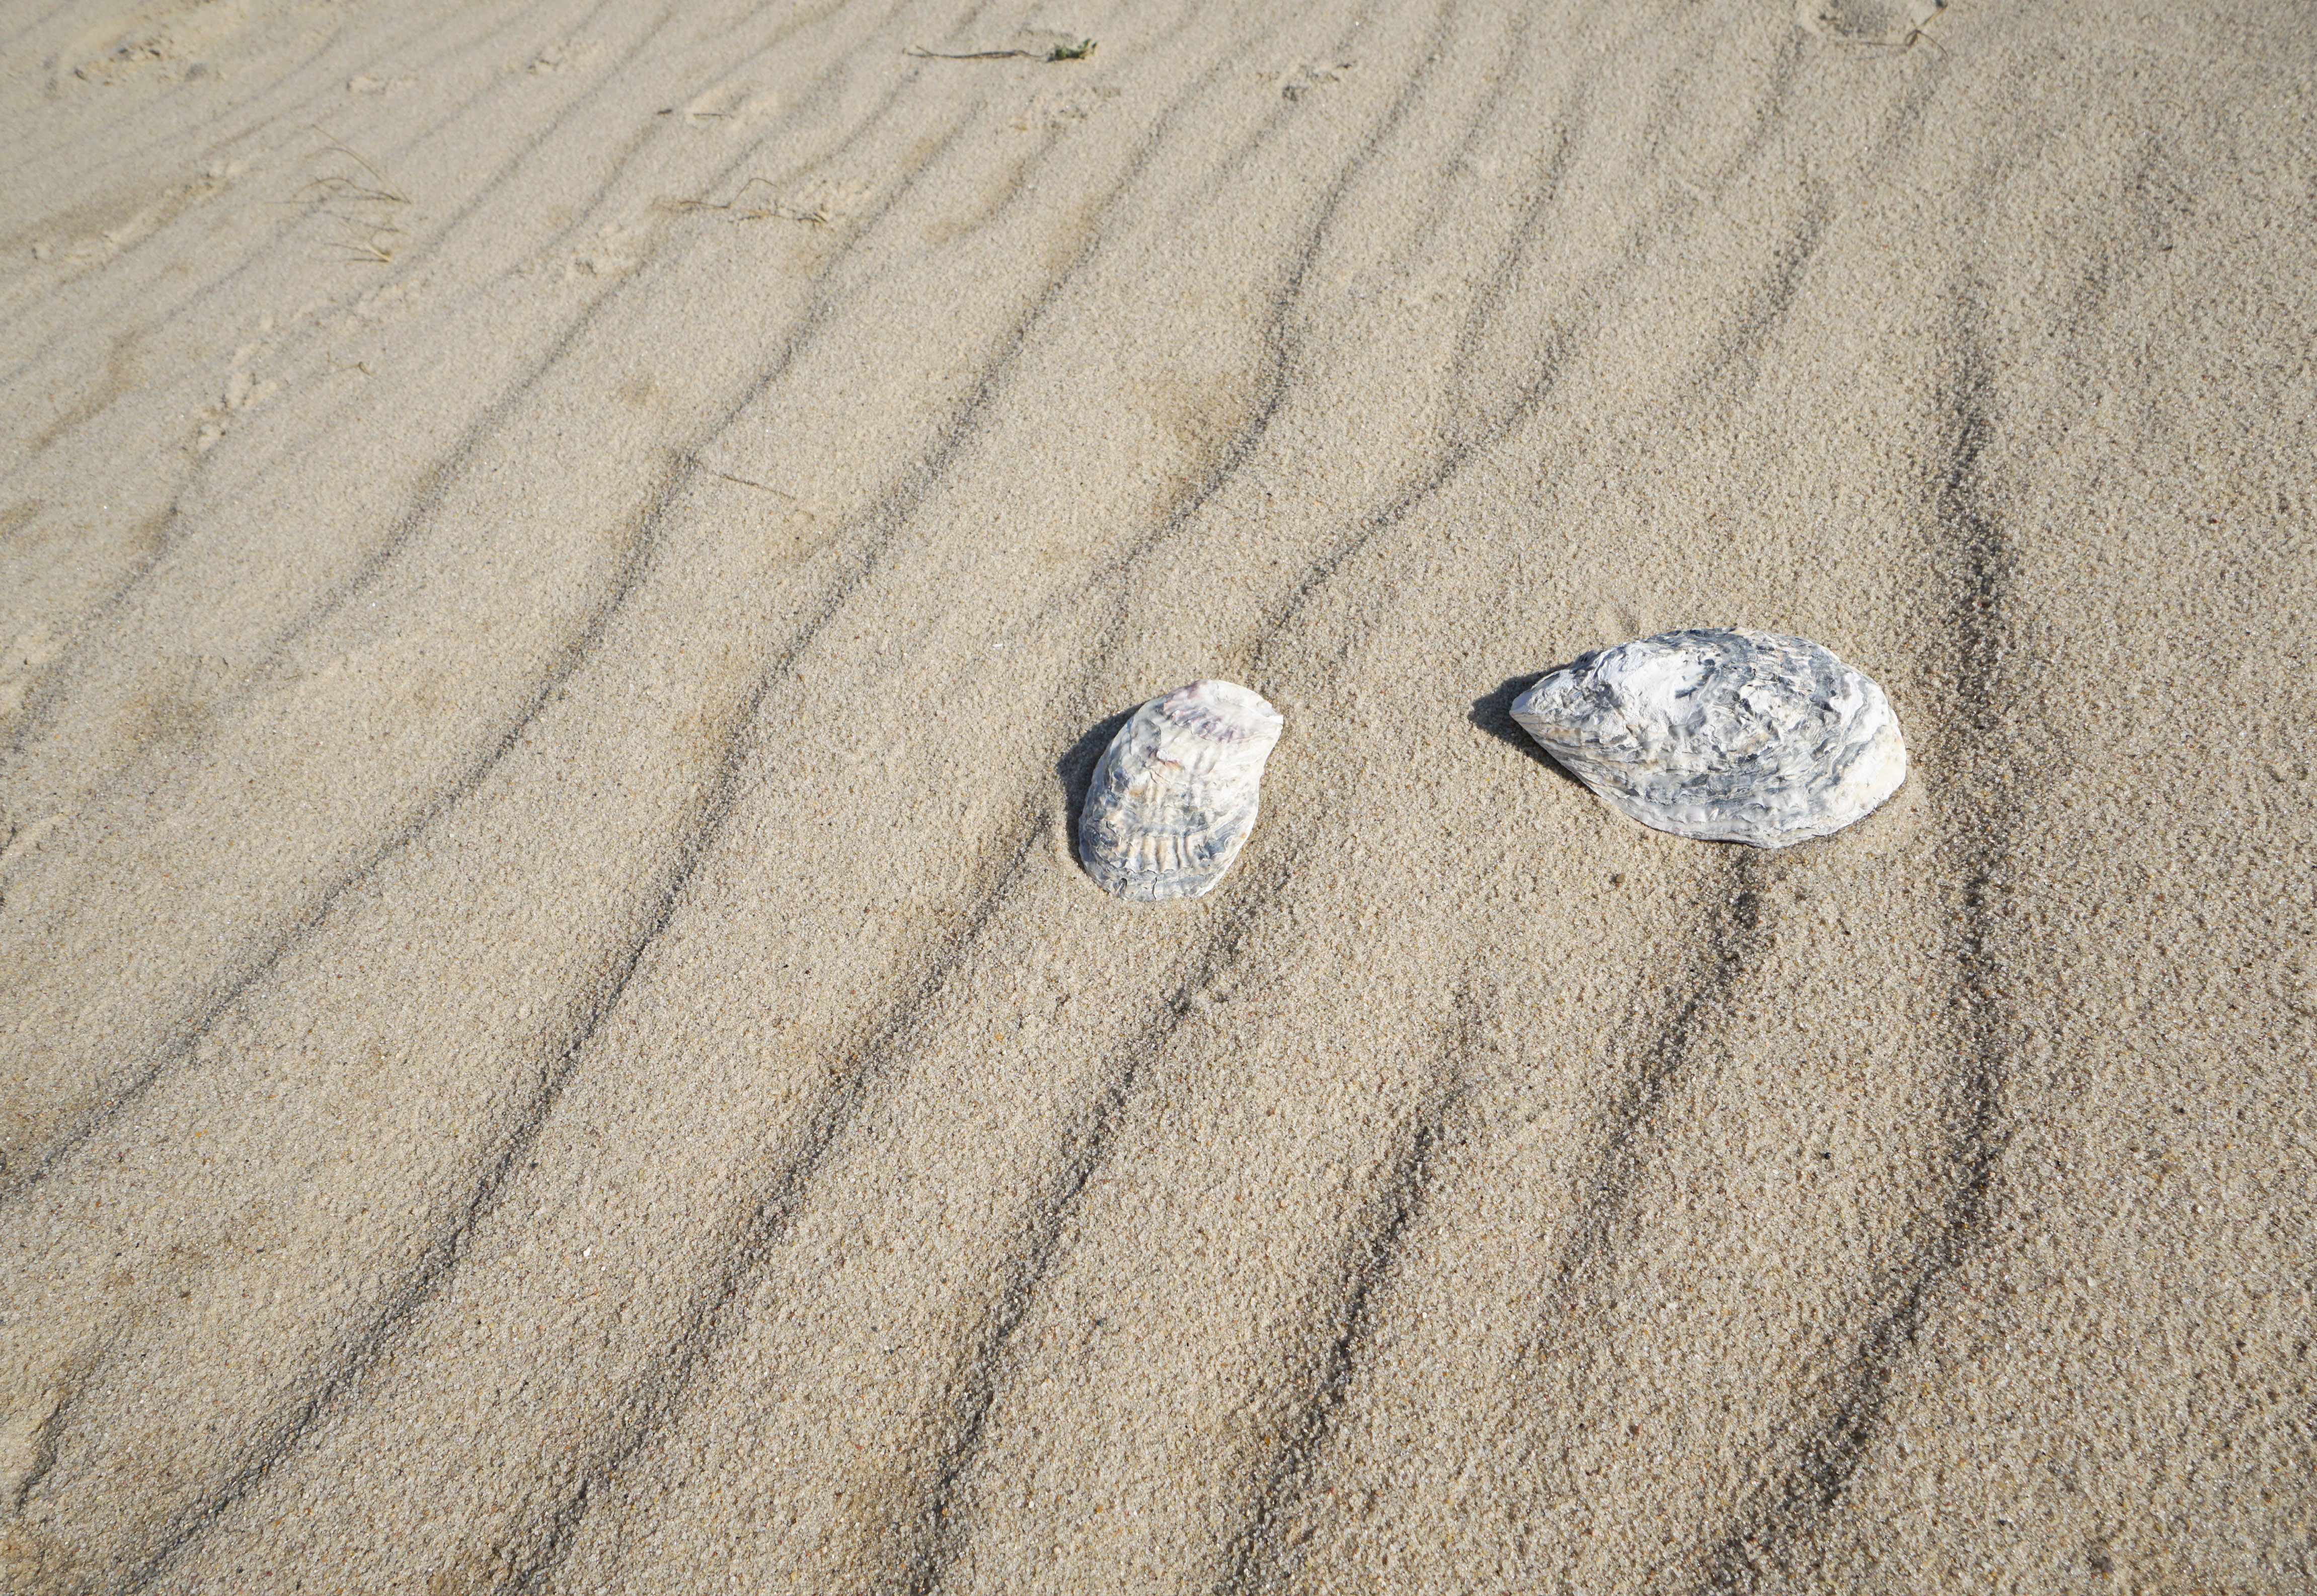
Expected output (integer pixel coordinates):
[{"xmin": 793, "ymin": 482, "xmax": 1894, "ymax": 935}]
[
  {"xmin": 689, "ymin": 454, "xmax": 799, "ymax": 500},
  {"xmin": 326, "ymin": 219, "xmax": 402, "ymax": 263},
  {"xmin": 904, "ymin": 38, "xmax": 1096, "ymax": 62},
  {"xmin": 906, "ymin": 45, "xmax": 1032, "ymax": 59},
  {"xmin": 327, "ymin": 225, "xmax": 403, "ymax": 263},
  {"xmin": 663, "ymin": 176, "xmax": 828, "ymax": 225}
]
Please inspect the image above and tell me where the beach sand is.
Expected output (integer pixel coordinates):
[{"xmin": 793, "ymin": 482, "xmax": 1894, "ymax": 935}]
[{"xmin": 2, "ymin": 0, "xmax": 2311, "ymax": 1589}]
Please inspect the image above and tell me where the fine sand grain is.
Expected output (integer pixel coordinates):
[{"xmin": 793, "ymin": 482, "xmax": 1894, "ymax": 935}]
[{"xmin": 2, "ymin": 0, "xmax": 2312, "ymax": 1590}]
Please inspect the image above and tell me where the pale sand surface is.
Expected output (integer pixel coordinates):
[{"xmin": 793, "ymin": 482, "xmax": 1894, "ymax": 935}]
[{"xmin": 2, "ymin": 0, "xmax": 2312, "ymax": 1590}]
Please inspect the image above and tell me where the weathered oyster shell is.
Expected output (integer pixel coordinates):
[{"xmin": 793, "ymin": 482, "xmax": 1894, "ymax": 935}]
[
  {"xmin": 1510, "ymin": 628, "xmax": 1906, "ymax": 848},
  {"xmin": 1078, "ymin": 680, "xmax": 1284, "ymax": 901}
]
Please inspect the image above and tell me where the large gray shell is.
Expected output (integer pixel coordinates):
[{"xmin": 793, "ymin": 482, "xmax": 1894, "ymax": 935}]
[
  {"xmin": 1510, "ymin": 628, "xmax": 1906, "ymax": 849},
  {"xmin": 1078, "ymin": 680, "xmax": 1283, "ymax": 901}
]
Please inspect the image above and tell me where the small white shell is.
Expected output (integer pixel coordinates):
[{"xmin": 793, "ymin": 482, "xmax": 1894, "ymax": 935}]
[
  {"xmin": 1078, "ymin": 680, "xmax": 1284, "ymax": 901},
  {"xmin": 1511, "ymin": 628, "xmax": 1906, "ymax": 849}
]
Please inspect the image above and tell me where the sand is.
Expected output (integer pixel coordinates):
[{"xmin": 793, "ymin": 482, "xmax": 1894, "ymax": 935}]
[{"xmin": 2, "ymin": 0, "xmax": 2311, "ymax": 1589}]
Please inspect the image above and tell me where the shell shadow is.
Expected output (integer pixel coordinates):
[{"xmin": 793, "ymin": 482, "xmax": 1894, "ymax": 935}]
[
  {"xmin": 1056, "ymin": 703, "xmax": 1137, "ymax": 869},
  {"xmin": 1471, "ymin": 670, "xmax": 1587, "ymax": 788}
]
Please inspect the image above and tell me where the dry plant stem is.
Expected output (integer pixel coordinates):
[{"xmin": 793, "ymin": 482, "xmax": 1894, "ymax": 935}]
[
  {"xmin": 278, "ymin": 126, "xmax": 413, "ymax": 264},
  {"xmin": 903, "ymin": 40, "xmax": 1096, "ymax": 61},
  {"xmin": 686, "ymin": 455, "xmax": 800, "ymax": 502},
  {"xmin": 306, "ymin": 127, "xmax": 411, "ymax": 204},
  {"xmin": 661, "ymin": 177, "xmax": 829, "ymax": 225}
]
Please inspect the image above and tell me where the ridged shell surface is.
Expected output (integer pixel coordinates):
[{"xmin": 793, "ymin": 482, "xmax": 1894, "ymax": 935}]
[
  {"xmin": 1510, "ymin": 628, "xmax": 1906, "ymax": 849},
  {"xmin": 1078, "ymin": 680, "xmax": 1284, "ymax": 901}
]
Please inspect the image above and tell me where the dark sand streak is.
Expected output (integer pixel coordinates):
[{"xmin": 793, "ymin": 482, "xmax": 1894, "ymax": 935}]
[
  {"xmin": 0, "ymin": 102, "xmax": 979, "ymax": 1207},
  {"xmin": 495, "ymin": 830, "xmax": 1049, "ymax": 1596},
  {"xmin": 1052, "ymin": 0, "xmax": 1436, "ymax": 653},
  {"xmin": 1524, "ymin": 854, "xmax": 1771, "ymax": 1372},
  {"xmin": 911, "ymin": 31, "xmax": 1842, "ymax": 1584},
  {"xmin": 914, "ymin": 26, "xmax": 1811, "ymax": 1582},
  {"xmin": 0, "ymin": 449, "xmax": 676, "ymax": 1208},
  {"xmin": 474, "ymin": 54, "xmax": 1346, "ymax": 1581},
  {"xmin": 1213, "ymin": 999, "xmax": 1478, "ymax": 1595},
  {"xmin": 1, "ymin": 0, "xmax": 578, "ymax": 207},
  {"xmin": 895, "ymin": 897, "xmax": 1278, "ymax": 1596},
  {"xmin": 105, "ymin": 247, "xmax": 1129, "ymax": 1566},
  {"xmin": 9, "ymin": 1340, "xmax": 100, "ymax": 1515},
  {"xmin": 1201, "ymin": 64, "xmax": 1843, "ymax": 1559},
  {"xmin": 91, "ymin": 90, "xmax": 1133, "ymax": 1582},
  {"xmin": 0, "ymin": 0, "xmax": 662, "ymax": 407},
  {"xmin": 1186, "ymin": 104, "xmax": 1826, "ymax": 1555},
  {"xmin": 0, "ymin": 0, "xmax": 909, "ymax": 771},
  {"xmin": 890, "ymin": 68, "xmax": 1669, "ymax": 1565},
  {"xmin": 1246, "ymin": 30, "xmax": 1800, "ymax": 659},
  {"xmin": 1692, "ymin": 321, "xmax": 2027, "ymax": 1595},
  {"xmin": 876, "ymin": 14, "xmax": 1507, "ymax": 1580}
]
